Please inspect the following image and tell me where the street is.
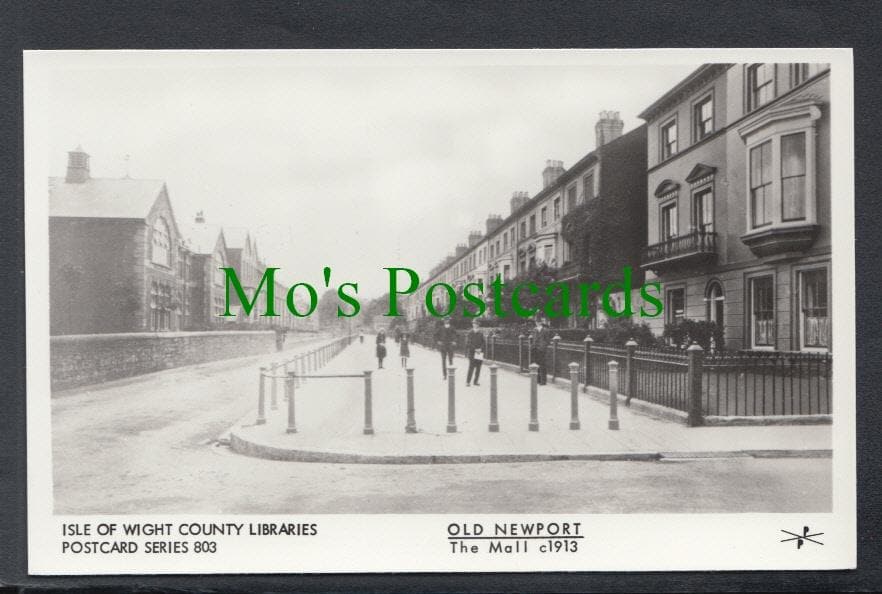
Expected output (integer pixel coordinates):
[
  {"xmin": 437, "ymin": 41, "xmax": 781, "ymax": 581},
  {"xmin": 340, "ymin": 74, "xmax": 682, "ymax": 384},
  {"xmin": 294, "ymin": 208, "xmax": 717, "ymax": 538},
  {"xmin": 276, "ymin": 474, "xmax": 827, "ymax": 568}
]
[{"xmin": 51, "ymin": 338, "xmax": 831, "ymax": 514}]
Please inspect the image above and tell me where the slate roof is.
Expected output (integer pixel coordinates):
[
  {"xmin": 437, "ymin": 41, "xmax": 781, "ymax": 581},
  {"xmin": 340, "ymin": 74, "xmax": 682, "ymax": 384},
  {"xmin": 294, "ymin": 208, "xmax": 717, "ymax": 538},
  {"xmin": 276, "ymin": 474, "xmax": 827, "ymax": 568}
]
[
  {"xmin": 184, "ymin": 223, "xmax": 225, "ymax": 255},
  {"xmin": 49, "ymin": 177, "xmax": 167, "ymax": 219}
]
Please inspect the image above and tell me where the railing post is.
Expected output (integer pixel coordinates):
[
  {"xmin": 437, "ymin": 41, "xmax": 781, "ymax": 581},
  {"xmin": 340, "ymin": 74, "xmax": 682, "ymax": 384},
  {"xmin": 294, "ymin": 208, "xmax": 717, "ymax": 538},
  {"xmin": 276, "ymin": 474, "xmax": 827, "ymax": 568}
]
[
  {"xmin": 582, "ymin": 335, "xmax": 593, "ymax": 392},
  {"xmin": 270, "ymin": 363, "xmax": 279, "ymax": 410},
  {"xmin": 608, "ymin": 360, "xmax": 620, "ymax": 430},
  {"xmin": 256, "ymin": 367, "xmax": 267, "ymax": 425},
  {"xmin": 446, "ymin": 367, "xmax": 457, "ymax": 433},
  {"xmin": 363, "ymin": 370, "xmax": 374, "ymax": 435},
  {"xmin": 527, "ymin": 335, "xmax": 533, "ymax": 368},
  {"xmin": 625, "ymin": 338, "xmax": 638, "ymax": 406},
  {"xmin": 528, "ymin": 362, "xmax": 539, "ymax": 431},
  {"xmin": 488, "ymin": 365, "xmax": 499, "ymax": 432},
  {"xmin": 405, "ymin": 367, "xmax": 417, "ymax": 433},
  {"xmin": 687, "ymin": 342, "xmax": 705, "ymax": 427},
  {"xmin": 568, "ymin": 362, "xmax": 580, "ymax": 430},
  {"xmin": 285, "ymin": 372, "xmax": 297, "ymax": 433},
  {"xmin": 551, "ymin": 334, "xmax": 561, "ymax": 382},
  {"xmin": 299, "ymin": 354, "xmax": 306, "ymax": 385},
  {"xmin": 490, "ymin": 333, "xmax": 496, "ymax": 362},
  {"xmin": 518, "ymin": 334, "xmax": 525, "ymax": 372}
]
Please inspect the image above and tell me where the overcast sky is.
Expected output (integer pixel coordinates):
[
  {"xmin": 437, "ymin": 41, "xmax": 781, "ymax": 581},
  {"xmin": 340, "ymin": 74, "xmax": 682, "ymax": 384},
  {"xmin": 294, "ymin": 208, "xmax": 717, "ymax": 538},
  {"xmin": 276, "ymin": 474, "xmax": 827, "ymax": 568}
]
[{"xmin": 44, "ymin": 52, "xmax": 696, "ymax": 298}]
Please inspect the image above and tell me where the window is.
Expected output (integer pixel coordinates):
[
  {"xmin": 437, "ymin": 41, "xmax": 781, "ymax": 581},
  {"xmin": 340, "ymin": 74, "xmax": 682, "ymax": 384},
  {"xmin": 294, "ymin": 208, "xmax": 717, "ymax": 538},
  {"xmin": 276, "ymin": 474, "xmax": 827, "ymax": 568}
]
[
  {"xmin": 150, "ymin": 281, "xmax": 172, "ymax": 331},
  {"xmin": 749, "ymin": 140, "xmax": 773, "ymax": 228},
  {"xmin": 661, "ymin": 201, "xmax": 678, "ymax": 241},
  {"xmin": 503, "ymin": 233, "xmax": 508, "ymax": 250},
  {"xmin": 520, "ymin": 221, "xmax": 527, "ymax": 239},
  {"xmin": 567, "ymin": 186, "xmax": 577, "ymax": 211},
  {"xmin": 529, "ymin": 214, "xmax": 536, "ymax": 235},
  {"xmin": 693, "ymin": 94, "xmax": 713, "ymax": 141},
  {"xmin": 151, "ymin": 217, "xmax": 171, "ymax": 267},
  {"xmin": 705, "ymin": 281, "xmax": 724, "ymax": 328},
  {"xmin": 800, "ymin": 269, "xmax": 830, "ymax": 350},
  {"xmin": 666, "ymin": 288, "xmax": 685, "ymax": 326},
  {"xmin": 553, "ymin": 198, "xmax": 560, "ymax": 220},
  {"xmin": 781, "ymin": 132, "xmax": 806, "ymax": 221},
  {"xmin": 790, "ymin": 63, "xmax": 809, "ymax": 87},
  {"xmin": 502, "ymin": 264, "xmax": 510, "ymax": 281},
  {"xmin": 543, "ymin": 244, "xmax": 553, "ymax": 263},
  {"xmin": 750, "ymin": 276, "xmax": 775, "ymax": 348},
  {"xmin": 583, "ymin": 173, "xmax": 594, "ymax": 200},
  {"xmin": 495, "ymin": 240, "xmax": 501, "ymax": 255},
  {"xmin": 693, "ymin": 187, "xmax": 714, "ymax": 232},
  {"xmin": 540, "ymin": 207, "xmax": 547, "ymax": 227},
  {"xmin": 661, "ymin": 119, "xmax": 677, "ymax": 160},
  {"xmin": 747, "ymin": 63, "xmax": 775, "ymax": 111}
]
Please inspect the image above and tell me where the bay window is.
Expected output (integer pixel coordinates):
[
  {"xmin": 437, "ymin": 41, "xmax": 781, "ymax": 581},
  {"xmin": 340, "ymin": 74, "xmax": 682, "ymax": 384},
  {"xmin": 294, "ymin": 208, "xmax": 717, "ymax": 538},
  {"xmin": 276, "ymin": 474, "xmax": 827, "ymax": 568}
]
[{"xmin": 781, "ymin": 132, "xmax": 807, "ymax": 221}]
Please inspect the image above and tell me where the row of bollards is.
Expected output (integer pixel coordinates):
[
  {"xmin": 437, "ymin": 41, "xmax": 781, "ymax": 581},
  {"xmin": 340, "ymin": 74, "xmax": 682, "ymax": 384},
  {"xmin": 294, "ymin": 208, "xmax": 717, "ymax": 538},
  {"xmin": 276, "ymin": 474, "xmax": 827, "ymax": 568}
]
[
  {"xmin": 255, "ymin": 334, "xmax": 354, "ymax": 428},
  {"xmin": 257, "ymin": 335, "xmax": 622, "ymax": 435}
]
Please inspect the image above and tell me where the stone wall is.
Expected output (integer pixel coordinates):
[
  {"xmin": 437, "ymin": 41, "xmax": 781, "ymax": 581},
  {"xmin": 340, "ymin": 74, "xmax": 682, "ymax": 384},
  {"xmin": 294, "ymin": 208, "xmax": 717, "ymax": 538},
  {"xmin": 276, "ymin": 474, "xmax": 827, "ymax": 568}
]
[{"xmin": 50, "ymin": 330, "xmax": 306, "ymax": 391}]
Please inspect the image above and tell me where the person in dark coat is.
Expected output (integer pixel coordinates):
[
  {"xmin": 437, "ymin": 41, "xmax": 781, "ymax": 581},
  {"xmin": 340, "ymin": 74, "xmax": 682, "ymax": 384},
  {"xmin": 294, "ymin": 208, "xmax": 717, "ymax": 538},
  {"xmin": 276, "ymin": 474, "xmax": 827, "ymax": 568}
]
[
  {"xmin": 435, "ymin": 318, "xmax": 457, "ymax": 380},
  {"xmin": 376, "ymin": 329, "xmax": 387, "ymax": 369},
  {"xmin": 465, "ymin": 319, "xmax": 485, "ymax": 387},
  {"xmin": 399, "ymin": 332, "xmax": 411, "ymax": 368},
  {"xmin": 530, "ymin": 317, "xmax": 551, "ymax": 385}
]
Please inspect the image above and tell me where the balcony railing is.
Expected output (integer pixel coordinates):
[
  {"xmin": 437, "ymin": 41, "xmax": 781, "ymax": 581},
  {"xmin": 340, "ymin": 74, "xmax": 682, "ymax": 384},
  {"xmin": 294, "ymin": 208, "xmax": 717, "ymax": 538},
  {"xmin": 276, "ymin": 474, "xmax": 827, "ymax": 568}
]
[{"xmin": 641, "ymin": 230, "xmax": 717, "ymax": 271}]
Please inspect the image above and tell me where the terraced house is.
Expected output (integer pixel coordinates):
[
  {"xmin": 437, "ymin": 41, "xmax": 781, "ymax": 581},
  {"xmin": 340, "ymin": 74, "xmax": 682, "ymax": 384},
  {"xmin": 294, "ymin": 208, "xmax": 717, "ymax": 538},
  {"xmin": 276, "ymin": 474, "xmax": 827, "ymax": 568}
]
[{"xmin": 639, "ymin": 63, "xmax": 831, "ymax": 351}]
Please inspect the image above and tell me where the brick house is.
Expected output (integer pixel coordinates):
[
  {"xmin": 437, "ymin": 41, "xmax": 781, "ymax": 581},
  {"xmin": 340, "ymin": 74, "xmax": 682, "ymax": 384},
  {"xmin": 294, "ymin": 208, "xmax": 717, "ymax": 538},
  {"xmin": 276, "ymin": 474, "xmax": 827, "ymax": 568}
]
[
  {"xmin": 50, "ymin": 147, "xmax": 188, "ymax": 334},
  {"xmin": 183, "ymin": 212, "xmax": 232, "ymax": 331},
  {"xmin": 638, "ymin": 63, "xmax": 831, "ymax": 351}
]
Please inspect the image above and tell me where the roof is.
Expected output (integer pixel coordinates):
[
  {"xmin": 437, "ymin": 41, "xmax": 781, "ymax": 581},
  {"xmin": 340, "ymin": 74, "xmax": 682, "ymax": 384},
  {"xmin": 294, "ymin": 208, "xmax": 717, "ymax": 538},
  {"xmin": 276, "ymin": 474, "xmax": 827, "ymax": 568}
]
[
  {"xmin": 223, "ymin": 227, "xmax": 250, "ymax": 250},
  {"xmin": 185, "ymin": 223, "xmax": 224, "ymax": 255},
  {"xmin": 49, "ymin": 177, "xmax": 167, "ymax": 219},
  {"xmin": 637, "ymin": 64, "xmax": 731, "ymax": 122}
]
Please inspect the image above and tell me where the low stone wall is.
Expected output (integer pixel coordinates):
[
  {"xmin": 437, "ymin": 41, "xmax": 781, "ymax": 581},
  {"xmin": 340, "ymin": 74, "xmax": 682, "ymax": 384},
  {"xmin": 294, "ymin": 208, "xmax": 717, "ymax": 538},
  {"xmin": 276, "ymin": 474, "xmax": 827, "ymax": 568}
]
[{"xmin": 51, "ymin": 330, "xmax": 312, "ymax": 391}]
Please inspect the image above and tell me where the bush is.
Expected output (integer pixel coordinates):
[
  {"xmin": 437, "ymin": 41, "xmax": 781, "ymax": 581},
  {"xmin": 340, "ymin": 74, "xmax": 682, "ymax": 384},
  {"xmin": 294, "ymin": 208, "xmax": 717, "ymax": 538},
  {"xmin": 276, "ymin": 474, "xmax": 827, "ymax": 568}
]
[
  {"xmin": 663, "ymin": 319, "xmax": 725, "ymax": 351},
  {"xmin": 591, "ymin": 317, "xmax": 661, "ymax": 348}
]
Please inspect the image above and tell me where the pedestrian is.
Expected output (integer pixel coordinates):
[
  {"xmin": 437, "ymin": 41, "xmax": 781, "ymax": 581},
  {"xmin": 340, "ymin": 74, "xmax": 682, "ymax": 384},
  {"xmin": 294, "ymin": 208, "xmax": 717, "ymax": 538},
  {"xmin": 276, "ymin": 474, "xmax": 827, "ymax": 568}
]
[
  {"xmin": 465, "ymin": 319, "xmax": 485, "ymax": 387},
  {"xmin": 399, "ymin": 331, "xmax": 410, "ymax": 368},
  {"xmin": 395, "ymin": 326, "xmax": 402, "ymax": 344},
  {"xmin": 435, "ymin": 318, "xmax": 457, "ymax": 380},
  {"xmin": 376, "ymin": 329, "xmax": 387, "ymax": 369},
  {"xmin": 359, "ymin": 331, "xmax": 364, "ymax": 344},
  {"xmin": 530, "ymin": 316, "xmax": 551, "ymax": 385}
]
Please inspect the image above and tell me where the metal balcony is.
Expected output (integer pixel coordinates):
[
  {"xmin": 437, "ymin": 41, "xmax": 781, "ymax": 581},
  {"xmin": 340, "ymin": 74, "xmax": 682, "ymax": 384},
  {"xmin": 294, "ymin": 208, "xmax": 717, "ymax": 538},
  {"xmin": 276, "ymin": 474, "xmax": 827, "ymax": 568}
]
[{"xmin": 641, "ymin": 230, "xmax": 718, "ymax": 272}]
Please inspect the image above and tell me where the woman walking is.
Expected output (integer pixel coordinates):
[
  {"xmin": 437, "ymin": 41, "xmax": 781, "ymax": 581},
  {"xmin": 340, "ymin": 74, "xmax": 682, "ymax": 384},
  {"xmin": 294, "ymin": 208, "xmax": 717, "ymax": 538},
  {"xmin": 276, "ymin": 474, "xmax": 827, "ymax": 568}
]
[
  {"xmin": 399, "ymin": 332, "xmax": 411, "ymax": 368},
  {"xmin": 376, "ymin": 329, "xmax": 387, "ymax": 369}
]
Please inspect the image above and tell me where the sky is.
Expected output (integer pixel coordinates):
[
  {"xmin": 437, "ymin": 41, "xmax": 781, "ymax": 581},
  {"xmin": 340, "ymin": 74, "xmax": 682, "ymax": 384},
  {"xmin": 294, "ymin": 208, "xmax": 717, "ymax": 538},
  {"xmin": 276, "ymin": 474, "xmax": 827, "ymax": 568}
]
[{"xmin": 43, "ymin": 51, "xmax": 697, "ymax": 298}]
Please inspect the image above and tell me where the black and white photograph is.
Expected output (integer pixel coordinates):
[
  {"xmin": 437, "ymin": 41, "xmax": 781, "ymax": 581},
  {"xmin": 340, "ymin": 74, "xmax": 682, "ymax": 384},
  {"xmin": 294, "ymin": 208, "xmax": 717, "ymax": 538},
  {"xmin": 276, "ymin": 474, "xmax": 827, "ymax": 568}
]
[{"xmin": 23, "ymin": 49, "xmax": 855, "ymax": 574}]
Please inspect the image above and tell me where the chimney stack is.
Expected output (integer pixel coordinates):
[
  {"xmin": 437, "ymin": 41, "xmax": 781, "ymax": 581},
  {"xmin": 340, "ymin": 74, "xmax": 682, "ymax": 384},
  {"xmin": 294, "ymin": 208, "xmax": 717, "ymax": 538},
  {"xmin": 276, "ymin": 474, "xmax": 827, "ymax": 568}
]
[
  {"xmin": 194, "ymin": 210, "xmax": 205, "ymax": 224},
  {"xmin": 468, "ymin": 230, "xmax": 483, "ymax": 247},
  {"xmin": 541, "ymin": 160, "xmax": 565, "ymax": 189},
  {"xmin": 455, "ymin": 243, "xmax": 468, "ymax": 257},
  {"xmin": 65, "ymin": 145, "xmax": 90, "ymax": 183},
  {"xmin": 595, "ymin": 110, "xmax": 624, "ymax": 148},
  {"xmin": 485, "ymin": 214, "xmax": 504, "ymax": 235},
  {"xmin": 510, "ymin": 190, "xmax": 530, "ymax": 213}
]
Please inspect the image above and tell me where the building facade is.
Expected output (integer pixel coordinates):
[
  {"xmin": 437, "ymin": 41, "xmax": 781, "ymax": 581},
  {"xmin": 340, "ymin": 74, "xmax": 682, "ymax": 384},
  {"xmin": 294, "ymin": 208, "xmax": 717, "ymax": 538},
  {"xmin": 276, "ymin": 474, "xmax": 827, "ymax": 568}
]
[{"xmin": 638, "ymin": 63, "xmax": 831, "ymax": 351}]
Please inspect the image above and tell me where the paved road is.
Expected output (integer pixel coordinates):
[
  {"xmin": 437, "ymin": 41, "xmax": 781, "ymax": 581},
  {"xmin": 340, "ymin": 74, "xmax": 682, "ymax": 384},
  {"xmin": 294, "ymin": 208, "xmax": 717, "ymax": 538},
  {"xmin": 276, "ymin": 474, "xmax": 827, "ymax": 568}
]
[{"xmin": 52, "ymin": 339, "xmax": 831, "ymax": 514}]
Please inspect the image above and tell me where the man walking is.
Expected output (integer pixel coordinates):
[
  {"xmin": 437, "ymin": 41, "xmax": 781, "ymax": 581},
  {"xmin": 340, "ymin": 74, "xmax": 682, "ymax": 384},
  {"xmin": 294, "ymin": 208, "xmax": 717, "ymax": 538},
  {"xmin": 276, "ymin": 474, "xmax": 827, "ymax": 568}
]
[
  {"xmin": 435, "ymin": 318, "xmax": 457, "ymax": 380},
  {"xmin": 530, "ymin": 317, "xmax": 551, "ymax": 385},
  {"xmin": 465, "ymin": 319, "xmax": 485, "ymax": 387}
]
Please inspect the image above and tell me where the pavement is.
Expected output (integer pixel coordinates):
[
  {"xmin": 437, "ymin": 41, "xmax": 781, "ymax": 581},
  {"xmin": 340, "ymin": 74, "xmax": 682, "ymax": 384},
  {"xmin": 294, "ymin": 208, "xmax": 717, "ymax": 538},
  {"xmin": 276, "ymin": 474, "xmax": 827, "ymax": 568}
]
[{"xmin": 227, "ymin": 336, "xmax": 832, "ymax": 463}]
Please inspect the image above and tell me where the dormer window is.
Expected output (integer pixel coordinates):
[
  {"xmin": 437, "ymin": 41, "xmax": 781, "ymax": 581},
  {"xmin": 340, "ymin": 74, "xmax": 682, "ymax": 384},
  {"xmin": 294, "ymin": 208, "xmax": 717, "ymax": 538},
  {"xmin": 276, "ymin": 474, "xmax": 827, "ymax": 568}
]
[{"xmin": 150, "ymin": 217, "xmax": 171, "ymax": 267}]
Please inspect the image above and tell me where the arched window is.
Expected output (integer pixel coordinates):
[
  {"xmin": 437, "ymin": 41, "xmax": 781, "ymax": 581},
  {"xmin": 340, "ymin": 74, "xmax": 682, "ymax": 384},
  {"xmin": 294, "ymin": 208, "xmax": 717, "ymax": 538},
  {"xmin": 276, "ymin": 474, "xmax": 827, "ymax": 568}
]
[
  {"xmin": 151, "ymin": 217, "xmax": 171, "ymax": 267},
  {"xmin": 705, "ymin": 281, "xmax": 724, "ymax": 328}
]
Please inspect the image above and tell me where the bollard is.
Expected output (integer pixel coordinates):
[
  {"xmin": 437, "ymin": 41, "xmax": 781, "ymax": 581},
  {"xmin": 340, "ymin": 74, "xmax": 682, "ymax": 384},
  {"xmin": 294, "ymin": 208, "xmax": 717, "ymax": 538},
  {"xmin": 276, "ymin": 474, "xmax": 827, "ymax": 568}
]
[
  {"xmin": 256, "ymin": 367, "xmax": 267, "ymax": 425},
  {"xmin": 625, "ymin": 338, "xmax": 638, "ymax": 406},
  {"xmin": 608, "ymin": 360, "xmax": 620, "ymax": 430},
  {"xmin": 488, "ymin": 365, "xmax": 499, "ymax": 432},
  {"xmin": 283, "ymin": 361, "xmax": 291, "ymax": 392},
  {"xmin": 446, "ymin": 367, "xmax": 457, "ymax": 433},
  {"xmin": 270, "ymin": 363, "xmax": 278, "ymax": 410},
  {"xmin": 551, "ymin": 335, "xmax": 561, "ymax": 381},
  {"xmin": 405, "ymin": 367, "xmax": 417, "ymax": 433},
  {"xmin": 568, "ymin": 362, "xmax": 580, "ymax": 430},
  {"xmin": 687, "ymin": 342, "xmax": 705, "ymax": 427},
  {"xmin": 285, "ymin": 373, "xmax": 297, "ymax": 433},
  {"xmin": 363, "ymin": 370, "xmax": 374, "ymax": 435},
  {"xmin": 528, "ymin": 362, "xmax": 539, "ymax": 431},
  {"xmin": 582, "ymin": 335, "xmax": 593, "ymax": 393}
]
